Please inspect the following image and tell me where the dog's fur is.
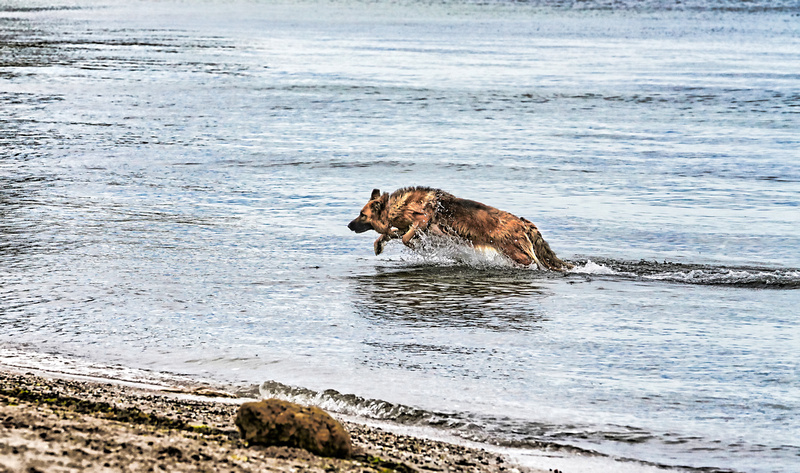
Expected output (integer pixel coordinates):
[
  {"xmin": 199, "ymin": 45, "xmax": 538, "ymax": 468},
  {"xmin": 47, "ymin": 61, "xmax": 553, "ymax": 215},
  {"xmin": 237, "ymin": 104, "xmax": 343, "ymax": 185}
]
[{"xmin": 348, "ymin": 187, "xmax": 571, "ymax": 270}]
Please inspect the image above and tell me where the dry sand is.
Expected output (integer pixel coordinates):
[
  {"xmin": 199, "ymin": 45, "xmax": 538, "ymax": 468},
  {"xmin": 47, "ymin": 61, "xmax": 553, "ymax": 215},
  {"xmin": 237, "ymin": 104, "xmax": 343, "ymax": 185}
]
[{"xmin": 0, "ymin": 367, "xmax": 551, "ymax": 473}]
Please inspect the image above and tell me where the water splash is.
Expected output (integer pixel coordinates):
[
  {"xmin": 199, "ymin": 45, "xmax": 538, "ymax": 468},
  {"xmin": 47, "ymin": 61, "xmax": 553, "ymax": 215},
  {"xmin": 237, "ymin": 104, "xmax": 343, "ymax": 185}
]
[{"xmin": 386, "ymin": 234, "xmax": 520, "ymax": 269}]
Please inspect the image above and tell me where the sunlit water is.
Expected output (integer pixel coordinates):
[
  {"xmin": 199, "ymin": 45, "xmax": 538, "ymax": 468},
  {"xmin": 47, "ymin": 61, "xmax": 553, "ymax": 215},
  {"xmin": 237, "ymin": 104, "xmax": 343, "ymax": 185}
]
[{"xmin": 2, "ymin": 1, "xmax": 799, "ymax": 472}]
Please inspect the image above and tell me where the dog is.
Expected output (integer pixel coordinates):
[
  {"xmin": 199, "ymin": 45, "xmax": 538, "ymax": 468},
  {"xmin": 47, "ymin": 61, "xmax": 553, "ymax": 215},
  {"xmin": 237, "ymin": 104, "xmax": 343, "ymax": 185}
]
[{"xmin": 348, "ymin": 187, "xmax": 572, "ymax": 270}]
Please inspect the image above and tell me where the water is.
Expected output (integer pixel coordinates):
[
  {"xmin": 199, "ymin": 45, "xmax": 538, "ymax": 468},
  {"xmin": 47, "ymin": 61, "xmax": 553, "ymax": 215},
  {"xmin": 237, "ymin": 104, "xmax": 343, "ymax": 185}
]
[{"xmin": 2, "ymin": 0, "xmax": 799, "ymax": 471}]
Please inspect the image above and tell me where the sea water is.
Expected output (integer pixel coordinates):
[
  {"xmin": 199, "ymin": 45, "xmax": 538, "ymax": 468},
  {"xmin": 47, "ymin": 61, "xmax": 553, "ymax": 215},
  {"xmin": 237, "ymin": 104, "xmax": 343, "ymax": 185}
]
[{"xmin": 1, "ymin": 1, "xmax": 799, "ymax": 472}]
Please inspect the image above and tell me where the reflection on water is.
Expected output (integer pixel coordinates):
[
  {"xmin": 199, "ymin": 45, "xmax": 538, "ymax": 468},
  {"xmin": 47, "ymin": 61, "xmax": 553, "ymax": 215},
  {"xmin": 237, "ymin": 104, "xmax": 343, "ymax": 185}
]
[
  {"xmin": 349, "ymin": 265, "xmax": 558, "ymax": 382},
  {"xmin": 352, "ymin": 265, "xmax": 552, "ymax": 332}
]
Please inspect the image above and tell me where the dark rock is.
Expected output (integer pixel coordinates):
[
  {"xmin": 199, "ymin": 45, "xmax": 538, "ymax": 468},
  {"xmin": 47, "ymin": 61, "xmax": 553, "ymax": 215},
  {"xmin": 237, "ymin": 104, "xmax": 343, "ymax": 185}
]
[{"xmin": 234, "ymin": 399, "xmax": 351, "ymax": 458}]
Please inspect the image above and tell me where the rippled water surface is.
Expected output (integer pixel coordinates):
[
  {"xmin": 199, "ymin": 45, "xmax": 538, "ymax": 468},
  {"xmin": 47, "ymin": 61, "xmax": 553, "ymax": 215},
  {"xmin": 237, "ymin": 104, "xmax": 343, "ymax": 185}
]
[{"xmin": 2, "ymin": 1, "xmax": 799, "ymax": 472}]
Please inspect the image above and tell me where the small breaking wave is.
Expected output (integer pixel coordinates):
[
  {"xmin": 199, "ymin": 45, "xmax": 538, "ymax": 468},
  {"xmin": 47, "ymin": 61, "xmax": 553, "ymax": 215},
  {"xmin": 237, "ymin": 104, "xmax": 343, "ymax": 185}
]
[
  {"xmin": 259, "ymin": 380, "xmax": 450, "ymax": 425},
  {"xmin": 258, "ymin": 379, "xmax": 599, "ymax": 455},
  {"xmin": 257, "ymin": 379, "xmax": 771, "ymax": 473},
  {"xmin": 570, "ymin": 258, "xmax": 800, "ymax": 289}
]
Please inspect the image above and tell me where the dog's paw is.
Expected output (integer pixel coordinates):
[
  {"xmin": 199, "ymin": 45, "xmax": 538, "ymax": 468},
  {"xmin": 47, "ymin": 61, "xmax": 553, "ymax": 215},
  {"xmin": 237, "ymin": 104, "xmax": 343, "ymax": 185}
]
[{"xmin": 374, "ymin": 237, "xmax": 385, "ymax": 255}]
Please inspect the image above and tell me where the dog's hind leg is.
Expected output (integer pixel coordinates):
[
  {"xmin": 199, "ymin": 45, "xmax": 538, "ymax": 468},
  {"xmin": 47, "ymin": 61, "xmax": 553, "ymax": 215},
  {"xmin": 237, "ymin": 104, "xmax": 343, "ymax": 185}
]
[
  {"xmin": 526, "ymin": 226, "xmax": 572, "ymax": 271},
  {"xmin": 500, "ymin": 240, "xmax": 540, "ymax": 268}
]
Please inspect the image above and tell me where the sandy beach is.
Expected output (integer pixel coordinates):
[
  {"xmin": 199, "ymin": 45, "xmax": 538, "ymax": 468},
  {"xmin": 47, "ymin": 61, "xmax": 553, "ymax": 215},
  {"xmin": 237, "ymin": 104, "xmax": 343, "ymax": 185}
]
[{"xmin": 0, "ymin": 366, "xmax": 542, "ymax": 473}]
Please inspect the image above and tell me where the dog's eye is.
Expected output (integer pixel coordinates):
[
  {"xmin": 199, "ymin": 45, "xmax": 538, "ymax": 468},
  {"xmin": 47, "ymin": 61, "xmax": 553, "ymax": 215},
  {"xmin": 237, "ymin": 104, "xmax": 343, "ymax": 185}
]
[{"xmin": 360, "ymin": 212, "xmax": 366, "ymax": 218}]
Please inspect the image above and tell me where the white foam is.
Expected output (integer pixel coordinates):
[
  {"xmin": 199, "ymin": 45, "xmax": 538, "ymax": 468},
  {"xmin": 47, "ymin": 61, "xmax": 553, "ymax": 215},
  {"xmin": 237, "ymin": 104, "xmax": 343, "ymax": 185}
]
[{"xmin": 570, "ymin": 259, "xmax": 618, "ymax": 275}]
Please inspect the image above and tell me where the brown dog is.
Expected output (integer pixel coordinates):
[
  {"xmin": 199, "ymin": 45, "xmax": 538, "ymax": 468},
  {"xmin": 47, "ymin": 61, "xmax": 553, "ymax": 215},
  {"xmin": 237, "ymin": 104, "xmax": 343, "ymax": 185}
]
[{"xmin": 348, "ymin": 187, "xmax": 572, "ymax": 270}]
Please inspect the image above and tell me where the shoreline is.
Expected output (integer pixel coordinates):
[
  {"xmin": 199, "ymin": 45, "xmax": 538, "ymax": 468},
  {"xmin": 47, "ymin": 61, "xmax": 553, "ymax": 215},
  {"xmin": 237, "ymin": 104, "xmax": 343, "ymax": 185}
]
[{"xmin": 0, "ymin": 365, "xmax": 543, "ymax": 473}]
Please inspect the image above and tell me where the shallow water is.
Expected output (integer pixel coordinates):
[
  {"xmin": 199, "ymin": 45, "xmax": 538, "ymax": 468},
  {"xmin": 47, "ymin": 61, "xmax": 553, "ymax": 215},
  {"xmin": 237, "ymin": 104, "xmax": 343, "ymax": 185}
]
[{"xmin": 2, "ymin": 1, "xmax": 799, "ymax": 472}]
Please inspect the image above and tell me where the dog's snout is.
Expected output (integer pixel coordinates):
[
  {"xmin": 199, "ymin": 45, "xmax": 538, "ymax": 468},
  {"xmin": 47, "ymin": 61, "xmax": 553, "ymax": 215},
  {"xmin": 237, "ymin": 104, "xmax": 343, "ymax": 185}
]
[{"xmin": 348, "ymin": 218, "xmax": 372, "ymax": 234}]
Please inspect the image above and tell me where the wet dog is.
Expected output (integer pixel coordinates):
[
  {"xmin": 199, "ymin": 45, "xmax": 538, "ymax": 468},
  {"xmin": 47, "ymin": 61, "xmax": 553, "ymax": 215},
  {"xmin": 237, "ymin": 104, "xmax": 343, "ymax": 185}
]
[{"xmin": 348, "ymin": 187, "xmax": 571, "ymax": 270}]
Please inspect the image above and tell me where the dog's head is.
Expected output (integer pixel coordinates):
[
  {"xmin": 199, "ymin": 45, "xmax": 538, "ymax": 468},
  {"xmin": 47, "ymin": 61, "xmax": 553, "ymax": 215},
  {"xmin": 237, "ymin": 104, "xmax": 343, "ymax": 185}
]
[{"xmin": 348, "ymin": 188, "xmax": 388, "ymax": 234}]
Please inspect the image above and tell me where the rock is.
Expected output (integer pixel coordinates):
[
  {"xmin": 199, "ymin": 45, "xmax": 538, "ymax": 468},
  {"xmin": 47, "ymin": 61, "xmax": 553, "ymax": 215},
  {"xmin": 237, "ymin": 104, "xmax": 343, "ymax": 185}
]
[{"xmin": 234, "ymin": 399, "xmax": 351, "ymax": 458}]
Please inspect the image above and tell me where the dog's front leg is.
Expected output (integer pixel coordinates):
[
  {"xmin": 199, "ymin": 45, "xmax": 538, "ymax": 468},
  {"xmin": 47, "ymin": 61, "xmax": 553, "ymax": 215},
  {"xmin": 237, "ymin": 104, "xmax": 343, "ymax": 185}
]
[
  {"xmin": 374, "ymin": 230, "xmax": 401, "ymax": 255},
  {"xmin": 402, "ymin": 212, "xmax": 433, "ymax": 247},
  {"xmin": 374, "ymin": 234, "xmax": 390, "ymax": 255},
  {"xmin": 428, "ymin": 223, "xmax": 446, "ymax": 236}
]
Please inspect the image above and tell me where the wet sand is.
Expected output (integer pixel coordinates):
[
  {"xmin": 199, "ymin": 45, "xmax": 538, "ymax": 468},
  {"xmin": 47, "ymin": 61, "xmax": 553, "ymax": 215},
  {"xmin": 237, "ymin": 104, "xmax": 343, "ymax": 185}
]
[{"xmin": 0, "ymin": 367, "xmax": 544, "ymax": 473}]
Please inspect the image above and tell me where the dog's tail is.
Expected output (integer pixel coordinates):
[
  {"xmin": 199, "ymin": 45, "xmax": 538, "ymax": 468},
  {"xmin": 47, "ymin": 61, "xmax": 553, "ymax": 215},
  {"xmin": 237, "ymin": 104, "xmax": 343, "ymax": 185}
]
[{"xmin": 523, "ymin": 220, "xmax": 573, "ymax": 271}]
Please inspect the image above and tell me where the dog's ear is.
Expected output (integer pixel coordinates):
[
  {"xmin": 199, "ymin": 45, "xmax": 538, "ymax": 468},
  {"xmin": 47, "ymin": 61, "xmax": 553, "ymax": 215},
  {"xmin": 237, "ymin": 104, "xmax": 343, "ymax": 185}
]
[{"xmin": 371, "ymin": 190, "xmax": 386, "ymax": 213}]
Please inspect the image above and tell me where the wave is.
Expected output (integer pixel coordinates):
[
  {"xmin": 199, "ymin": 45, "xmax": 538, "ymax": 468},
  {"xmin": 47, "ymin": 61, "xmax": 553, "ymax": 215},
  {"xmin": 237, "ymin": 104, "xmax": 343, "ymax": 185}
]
[
  {"xmin": 259, "ymin": 381, "xmax": 450, "ymax": 425},
  {"xmin": 570, "ymin": 258, "xmax": 800, "ymax": 289},
  {"xmin": 377, "ymin": 235, "xmax": 800, "ymax": 289},
  {"xmin": 258, "ymin": 379, "xmax": 600, "ymax": 455},
  {"xmin": 257, "ymin": 379, "xmax": 761, "ymax": 473}
]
